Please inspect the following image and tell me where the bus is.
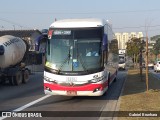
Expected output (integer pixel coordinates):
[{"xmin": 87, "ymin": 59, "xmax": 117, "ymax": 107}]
[{"xmin": 44, "ymin": 18, "xmax": 118, "ymax": 96}]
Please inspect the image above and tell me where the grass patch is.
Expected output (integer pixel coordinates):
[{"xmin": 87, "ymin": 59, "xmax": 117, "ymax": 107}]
[{"xmin": 118, "ymin": 69, "xmax": 160, "ymax": 120}]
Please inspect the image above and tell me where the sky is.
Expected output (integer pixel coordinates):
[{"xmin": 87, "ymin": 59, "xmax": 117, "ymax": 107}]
[{"xmin": 0, "ymin": 0, "xmax": 160, "ymax": 37}]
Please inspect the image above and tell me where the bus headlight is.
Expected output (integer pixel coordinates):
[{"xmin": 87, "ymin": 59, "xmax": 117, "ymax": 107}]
[
  {"xmin": 44, "ymin": 76, "xmax": 57, "ymax": 83},
  {"xmin": 88, "ymin": 76, "xmax": 104, "ymax": 83},
  {"xmin": 44, "ymin": 76, "xmax": 51, "ymax": 82}
]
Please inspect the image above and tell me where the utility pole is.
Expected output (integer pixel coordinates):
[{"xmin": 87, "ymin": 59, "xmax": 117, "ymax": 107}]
[
  {"xmin": 145, "ymin": 34, "xmax": 149, "ymax": 91},
  {"xmin": 139, "ymin": 38, "xmax": 143, "ymax": 81},
  {"xmin": 13, "ymin": 25, "xmax": 15, "ymax": 30},
  {"xmin": 144, "ymin": 19, "xmax": 152, "ymax": 92}
]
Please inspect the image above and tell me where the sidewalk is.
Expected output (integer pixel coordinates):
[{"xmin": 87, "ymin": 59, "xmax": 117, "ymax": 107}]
[{"xmin": 118, "ymin": 69, "xmax": 160, "ymax": 120}]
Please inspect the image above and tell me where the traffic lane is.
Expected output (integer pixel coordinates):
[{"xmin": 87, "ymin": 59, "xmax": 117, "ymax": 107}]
[
  {"xmin": 0, "ymin": 72, "xmax": 43, "ymax": 101},
  {"xmin": 98, "ymin": 70, "xmax": 127, "ymax": 120},
  {"xmin": 2, "ymin": 71, "xmax": 127, "ymax": 120},
  {"xmin": 0, "ymin": 72, "xmax": 45, "ymax": 111},
  {"xmin": 14, "ymin": 70, "xmax": 127, "ymax": 119},
  {"xmin": 24, "ymin": 71, "xmax": 127, "ymax": 110}
]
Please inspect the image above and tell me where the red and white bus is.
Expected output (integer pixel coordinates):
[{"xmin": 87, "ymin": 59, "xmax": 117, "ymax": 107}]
[{"xmin": 44, "ymin": 18, "xmax": 118, "ymax": 96}]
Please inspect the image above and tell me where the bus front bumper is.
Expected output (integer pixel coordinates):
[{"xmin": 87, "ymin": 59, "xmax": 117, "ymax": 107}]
[{"xmin": 44, "ymin": 83, "xmax": 108, "ymax": 96}]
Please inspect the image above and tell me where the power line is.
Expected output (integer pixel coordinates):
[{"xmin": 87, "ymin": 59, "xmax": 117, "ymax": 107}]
[
  {"xmin": 0, "ymin": 17, "xmax": 32, "ymax": 29},
  {"xmin": 113, "ymin": 24, "xmax": 160, "ymax": 30},
  {"xmin": 142, "ymin": 28, "xmax": 160, "ymax": 32},
  {"xmin": 1, "ymin": 9, "xmax": 160, "ymax": 15}
]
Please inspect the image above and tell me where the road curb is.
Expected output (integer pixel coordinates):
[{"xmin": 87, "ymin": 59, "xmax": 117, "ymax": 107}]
[{"xmin": 113, "ymin": 70, "xmax": 128, "ymax": 120}]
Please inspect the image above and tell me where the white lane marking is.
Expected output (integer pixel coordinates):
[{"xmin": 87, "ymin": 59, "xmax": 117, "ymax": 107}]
[
  {"xmin": 0, "ymin": 95, "xmax": 51, "ymax": 120},
  {"xmin": 13, "ymin": 94, "xmax": 51, "ymax": 111}
]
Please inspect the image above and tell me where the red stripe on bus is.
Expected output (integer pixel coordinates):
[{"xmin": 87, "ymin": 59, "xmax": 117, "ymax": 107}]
[{"xmin": 44, "ymin": 81, "xmax": 108, "ymax": 91}]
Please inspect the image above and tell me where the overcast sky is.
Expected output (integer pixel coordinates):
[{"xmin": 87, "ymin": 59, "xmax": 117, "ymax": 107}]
[{"xmin": 0, "ymin": 0, "xmax": 160, "ymax": 37}]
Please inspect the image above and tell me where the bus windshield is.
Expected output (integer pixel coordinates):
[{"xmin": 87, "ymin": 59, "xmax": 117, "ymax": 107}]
[{"xmin": 46, "ymin": 28, "xmax": 103, "ymax": 74}]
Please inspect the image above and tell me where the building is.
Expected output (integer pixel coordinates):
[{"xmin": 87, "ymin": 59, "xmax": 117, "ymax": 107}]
[
  {"xmin": 115, "ymin": 32, "xmax": 144, "ymax": 49},
  {"xmin": 130, "ymin": 32, "xmax": 137, "ymax": 39},
  {"xmin": 121, "ymin": 33, "xmax": 129, "ymax": 49},
  {"xmin": 115, "ymin": 33, "xmax": 122, "ymax": 49},
  {"xmin": 137, "ymin": 32, "xmax": 143, "ymax": 38}
]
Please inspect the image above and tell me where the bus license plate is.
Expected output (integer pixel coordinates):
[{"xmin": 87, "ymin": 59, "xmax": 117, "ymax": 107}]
[{"xmin": 67, "ymin": 91, "xmax": 77, "ymax": 96}]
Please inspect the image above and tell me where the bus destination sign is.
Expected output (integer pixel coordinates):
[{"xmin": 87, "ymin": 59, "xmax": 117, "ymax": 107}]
[{"xmin": 53, "ymin": 30, "xmax": 71, "ymax": 35}]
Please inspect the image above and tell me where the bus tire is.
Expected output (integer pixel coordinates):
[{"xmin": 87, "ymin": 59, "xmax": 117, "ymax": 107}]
[
  {"xmin": 114, "ymin": 71, "xmax": 117, "ymax": 82},
  {"xmin": 22, "ymin": 69, "xmax": 29, "ymax": 84},
  {"xmin": 114, "ymin": 77, "xmax": 117, "ymax": 82},
  {"xmin": 108, "ymin": 73, "xmax": 110, "ymax": 88},
  {"xmin": 102, "ymin": 91, "xmax": 107, "ymax": 96}
]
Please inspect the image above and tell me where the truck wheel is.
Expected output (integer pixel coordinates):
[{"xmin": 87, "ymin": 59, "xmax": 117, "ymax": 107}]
[
  {"xmin": 0, "ymin": 76, "xmax": 6, "ymax": 85},
  {"xmin": 9, "ymin": 76, "xmax": 15, "ymax": 85},
  {"xmin": 14, "ymin": 71, "xmax": 23, "ymax": 85},
  {"xmin": 22, "ymin": 70, "xmax": 29, "ymax": 83}
]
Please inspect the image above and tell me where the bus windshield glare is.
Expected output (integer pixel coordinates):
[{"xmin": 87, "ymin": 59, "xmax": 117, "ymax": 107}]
[{"xmin": 46, "ymin": 28, "xmax": 103, "ymax": 74}]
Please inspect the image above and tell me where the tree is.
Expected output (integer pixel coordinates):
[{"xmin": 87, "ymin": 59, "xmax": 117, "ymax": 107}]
[
  {"xmin": 152, "ymin": 38, "xmax": 160, "ymax": 60},
  {"xmin": 126, "ymin": 37, "xmax": 142, "ymax": 67}
]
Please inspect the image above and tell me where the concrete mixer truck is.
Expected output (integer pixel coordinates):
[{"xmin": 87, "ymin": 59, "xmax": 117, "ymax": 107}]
[{"xmin": 0, "ymin": 35, "xmax": 30, "ymax": 85}]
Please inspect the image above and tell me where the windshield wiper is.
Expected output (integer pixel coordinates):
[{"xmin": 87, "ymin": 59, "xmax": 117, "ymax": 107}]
[
  {"xmin": 76, "ymin": 46, "xmax": 88, "ymax": 73},
  {"xmin": 57, "ymin": 47, "xmax": 71, "ymax": 74},
  {"xmin": 78, "ymin": 54, "xmax": 88, "ymax": 72}
]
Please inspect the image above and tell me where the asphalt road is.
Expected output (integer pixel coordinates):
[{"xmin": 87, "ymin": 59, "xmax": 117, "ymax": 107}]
[{"xmin": 0, "ymin": 70, "xmax": 127, "ymax": 120}]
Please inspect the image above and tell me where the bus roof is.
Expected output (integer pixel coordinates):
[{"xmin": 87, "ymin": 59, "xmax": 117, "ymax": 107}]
[{"xmin": 50, "ymin": 18, "xmax": 108, "ymax": 28}]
